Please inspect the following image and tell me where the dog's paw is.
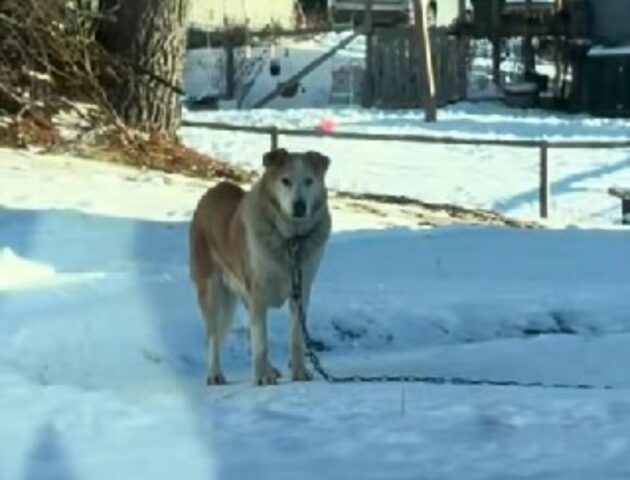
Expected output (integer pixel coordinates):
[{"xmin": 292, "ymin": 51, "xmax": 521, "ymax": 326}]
[
  {"xmin": 291, "ymin": 366, "xmax": 313, "ymax": 382},
  {"xmin": 255, "ymin": 365, "xmax": 281, "ymax": 386},
  {"xmin": 206, "ymin": 372, "xmax": 227, "ymax": 386}
]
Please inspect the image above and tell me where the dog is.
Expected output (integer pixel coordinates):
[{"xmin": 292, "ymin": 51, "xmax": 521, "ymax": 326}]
[{"xmin": 189, "ymin": 148, "xmax": 331, "ymax": 386}]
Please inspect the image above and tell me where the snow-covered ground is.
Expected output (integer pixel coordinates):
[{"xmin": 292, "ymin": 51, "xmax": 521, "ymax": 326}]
[
  {"xmin": 182, "ymin": 101, "xmax": 630, "ymax": 227},
  {"xmin": 1, "ymin": 146, "xmax": 630, "ymax": 479},
  {"xmin": 0, "ymin": 148, "xmax": 434, "ymax": 231}
]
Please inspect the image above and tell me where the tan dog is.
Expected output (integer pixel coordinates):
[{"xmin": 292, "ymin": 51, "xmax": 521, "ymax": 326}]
[{"xmin": 189, "ymin": 148, "xmax": 331, "ymax": 386}]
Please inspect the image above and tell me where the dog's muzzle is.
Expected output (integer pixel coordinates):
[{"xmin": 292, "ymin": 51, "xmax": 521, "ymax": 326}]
[{"xmin": 292, "ymin": 199, "xmax": 306, "ymax": 219}]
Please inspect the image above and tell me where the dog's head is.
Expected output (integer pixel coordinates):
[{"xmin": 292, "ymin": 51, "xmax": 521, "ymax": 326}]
[{"xmin": 262, "ymin": 148, "xmax": 330, "ymax": 222}]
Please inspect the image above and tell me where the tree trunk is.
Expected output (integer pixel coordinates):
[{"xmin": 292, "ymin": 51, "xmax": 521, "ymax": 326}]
[{"xmin": 97, "ymin": 0, "xmax": 188, "ymax": 136}]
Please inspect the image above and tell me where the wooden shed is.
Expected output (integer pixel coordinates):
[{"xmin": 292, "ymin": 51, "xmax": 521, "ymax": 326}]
[
  {"xmin": 588, "ymin": 0, "xmax": 630, "ymax": 44},
  {"xmin": 567, "ymin": 0, "xmax": 630, "ymax": 117},
  {"xmin": 581, "ymin": 46, "xmax": 630, "ymax": 117}
]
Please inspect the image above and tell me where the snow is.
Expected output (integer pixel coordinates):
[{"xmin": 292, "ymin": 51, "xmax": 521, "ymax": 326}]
[
  {"xmin": 0, "ymin": 248, "xmax": 103, "ymax": 291},
  {"xmin": 1, "ymin": 143, "xmax": 630, "ymax": 479},
  {"xmin": 0, "ymin": 247, "xmax": 59, "ymax": 290},
  {"xmin": 0, "ymin": 148, "xmax": 208, "ymax": 222},
  {"xmin": 0, "ymin": 148, "xmax": 426, "ymax": 231},
  {"xmin": 181, "ymin": 101, "xmax": 630, "ymax": 227}
]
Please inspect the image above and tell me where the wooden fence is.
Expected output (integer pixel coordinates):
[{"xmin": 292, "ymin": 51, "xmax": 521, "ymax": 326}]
[
  {"xmin": 181, "ymin": 119, "xmax": 630, "ymax": 219},
  {"xmin": 365, "ymin": 27, "xmax": 462, "ymax": 108}
]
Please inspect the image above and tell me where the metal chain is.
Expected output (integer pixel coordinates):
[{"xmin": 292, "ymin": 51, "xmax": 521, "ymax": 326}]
[{"xmin": 288, "ymin": 238, "xmax": 612, "ymax": 391}]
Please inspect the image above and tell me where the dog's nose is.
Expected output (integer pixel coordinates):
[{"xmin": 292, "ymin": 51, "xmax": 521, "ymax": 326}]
[{"xmin": 292, "ymin": 199, "xmax": 306, "ymax": 218}]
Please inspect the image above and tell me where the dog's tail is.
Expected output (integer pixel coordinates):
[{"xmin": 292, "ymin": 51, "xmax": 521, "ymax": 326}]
[{"xmin": 189, "ymin": 212, "xmax": 211, "ymax": 285}]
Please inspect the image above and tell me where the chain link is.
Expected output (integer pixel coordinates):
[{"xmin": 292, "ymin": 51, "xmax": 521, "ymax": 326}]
[{"xmin": 289, "ymin": 238, "xmax": 612, "ymax": 391}]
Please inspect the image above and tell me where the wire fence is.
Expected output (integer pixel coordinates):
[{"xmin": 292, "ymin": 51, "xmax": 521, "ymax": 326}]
[{"xmin": 181, "ymin": 119, "xmax": 630, "ymax": 219}]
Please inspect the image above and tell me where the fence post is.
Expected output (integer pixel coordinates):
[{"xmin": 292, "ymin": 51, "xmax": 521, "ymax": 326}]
[
  {"xmin": 539, "ymin": 142, "xmax": 549, "ymax": 219},
  {"xmin": 270, "ymin": 127, "xmax": 279, "ymax": 151},
  {"xmin": 411, "ymin": 0, "xmax": 437, "ymax": 122}
]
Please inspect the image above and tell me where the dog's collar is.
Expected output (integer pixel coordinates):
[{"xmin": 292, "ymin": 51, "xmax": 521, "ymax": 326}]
[
  {"xmin": 288, "ymin": 233, "xmax": 310, "ymax": 245},
  {"xmin": 287, "ymin": 231, "xmax": 312, "ymax": 251}
]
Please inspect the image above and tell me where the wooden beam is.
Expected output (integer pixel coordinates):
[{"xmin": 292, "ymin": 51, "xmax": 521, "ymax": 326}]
[
  {"xmin": 491, "ymin": 0, "xmax": 502, "ymax": 85},
  {"xmin": 458, "ymin": 0, "xmax": 467, "ymax": 20},
  {"xmin": 363, "ymin": 0, "xmax": 374, "ymax": 107},
  {"xmin": 492, "ymin": 38, "xmax": 501, "ymax": 85},
  {"xmin": 252, "ymin": 31, "xmax": 360, "ymax": 109},
  {"xmin": 523, "ymin": 0, "xmax": 535, "ymax": 74},
  {"xmin": 452, "ymin": 19, "xmax": 568, "ymax": 39},
  {"xmin": 539, "ymin": 143, "xmax": 549, "ymax": 219},
  {"xmin": 224, "ymin": 41, "xmax": 235, "ymax": 100},
  {"xmin": 411, "ymin": 0, "xmax": 437, "ymax": 122},
  {"xmin": 456, "ymin": 0, "xmax": 469, "ymax": 100},
  {"xmin": 553, "ymin": 37, "xmax": 562, "ymax": 94},
  {"xmin": 187, "ymin": 25, "xmax": 354, "ymax": 49}
]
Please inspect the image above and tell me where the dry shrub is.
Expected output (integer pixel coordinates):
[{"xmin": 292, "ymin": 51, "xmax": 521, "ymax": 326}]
[
  {"xmin": 82, "ymin": 129, "xmax": 254, "ymax": 183},
  {"xmin": 0, "ymin": 115, "xmax": 61, "ymax": 148},
  {"xmin": 0, "ymin": 0, "xmax": 250, "ymax": 183},
  {"xmin": 0, "ymin": 0, "xmax": 114, "ymax": 117}
]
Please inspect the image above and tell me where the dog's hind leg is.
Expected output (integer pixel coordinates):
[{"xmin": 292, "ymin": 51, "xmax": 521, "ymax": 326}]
[
  {"xmin": 190, "ymin": 219, "xmax": 236, "ymax": 385},
  {"xmin": 198, "ymin": 273, "xmax": 236, "ymax": 385}
]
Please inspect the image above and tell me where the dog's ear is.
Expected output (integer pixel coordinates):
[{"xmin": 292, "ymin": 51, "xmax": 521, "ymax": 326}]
[
  {"xmin": 307, "ymin": 151, "xmax": 330, "ymax": 175},
  {"xmin": 263, "ymin": 148, "xmax": 289, "ymax": 169}
]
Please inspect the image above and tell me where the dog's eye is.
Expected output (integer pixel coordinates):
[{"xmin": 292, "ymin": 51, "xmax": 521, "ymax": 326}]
[
  {"xmin": 281, "ymin": 177, "xmax": 292, "ymax": 187},
  {"xmin": 304, "ymin": 177, "xmax": 314, "ymax": 187}
]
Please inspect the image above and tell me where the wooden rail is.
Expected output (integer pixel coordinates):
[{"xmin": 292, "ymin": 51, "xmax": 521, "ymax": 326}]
[{"xmin": 181, "ymin": 119, "xmax": 630, "ymax": 219}]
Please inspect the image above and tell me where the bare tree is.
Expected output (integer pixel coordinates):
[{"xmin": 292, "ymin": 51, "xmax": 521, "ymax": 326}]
[{"xmin": 97, "ymin": 0, "xmax": 189, "ymax": 136}]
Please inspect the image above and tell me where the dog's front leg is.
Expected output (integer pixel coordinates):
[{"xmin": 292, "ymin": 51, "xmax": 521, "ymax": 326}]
[
  {"xmin": 289, "ymin": 290, "xmax": 313, "ymax": 382},
  {"xmin": 249, "ymin": 302, "xmax": 281, "ymax": 386}
]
